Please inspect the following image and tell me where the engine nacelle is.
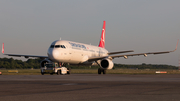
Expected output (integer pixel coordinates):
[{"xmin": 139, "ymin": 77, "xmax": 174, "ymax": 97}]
[
  {"xmin": 40, "ymin": 59, "xmax": 52, "ymax": 67},
  {"xmin": 100, "ymin": 59, "xmax": 114, "ymax": 70}
]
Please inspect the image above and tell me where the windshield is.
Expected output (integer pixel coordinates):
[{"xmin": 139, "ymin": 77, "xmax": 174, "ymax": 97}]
[{"xmin": 50, "ymin": 45, "xmax": 66, "ymax": 48}]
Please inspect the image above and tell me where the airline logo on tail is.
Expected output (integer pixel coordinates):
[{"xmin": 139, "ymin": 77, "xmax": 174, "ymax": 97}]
[{"xmin": 99, "ymin": 21, "xmax": 106, "ymax": 48}]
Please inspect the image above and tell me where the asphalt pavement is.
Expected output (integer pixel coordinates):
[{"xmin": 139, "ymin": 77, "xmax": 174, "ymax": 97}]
[{"xmin": 0, "ymin": 74, "xmax": 180, "ymax": 101}]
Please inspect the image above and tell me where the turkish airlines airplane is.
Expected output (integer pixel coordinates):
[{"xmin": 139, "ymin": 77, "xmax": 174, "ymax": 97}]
[{"xmin": 2, "ymin": 21, "xmax": 179, "ymax": 74}]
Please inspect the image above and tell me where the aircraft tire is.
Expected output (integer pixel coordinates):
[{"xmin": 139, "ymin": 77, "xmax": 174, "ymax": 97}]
[
  {"xmin": 67, "ymin": 68, "xmax": 71, "ymax": 74},
  {"xmin": 98, "ymin": 68, "xmax": 101, "ymax": 74},
  {"xmin": 103, "ymin": 69, "xmax": 106, "ymax": 74},
  {"xmin": 57, "ymin": 70, "xmax": 61, "ymax": 75},
  {"xmin": 41, "ymin": 70, "xmax": 44, "ymax": 75},
  {"xmin": 50, "ymin": 73, "xmax": 53, "ymax": 75}
]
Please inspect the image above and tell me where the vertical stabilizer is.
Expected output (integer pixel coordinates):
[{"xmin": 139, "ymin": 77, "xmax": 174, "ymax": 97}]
[
  {"xmin": 2, "ymin": 43, "xmax": 4, "ymax": 54},
  {"xmin": 98, "ymin": 21, "xmax": 106, "ymax": 48}
]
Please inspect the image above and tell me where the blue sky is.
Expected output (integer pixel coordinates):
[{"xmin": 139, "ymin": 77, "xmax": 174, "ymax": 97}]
[{"xmin": 0, "ymin": 0, "xmax": 180, "ymax": 66}]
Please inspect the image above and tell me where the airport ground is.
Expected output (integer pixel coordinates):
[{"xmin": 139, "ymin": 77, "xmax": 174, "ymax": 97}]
[
  {"xmin": 0, "ymin": 74, "xmax": 180, "ymax": 101},
  {"xmin": 0, "ymin": 69, "xmax": 180, "ymax": 75}
]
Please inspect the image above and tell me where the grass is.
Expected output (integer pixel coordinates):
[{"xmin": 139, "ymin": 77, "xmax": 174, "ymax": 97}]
[
  {"xmin": 72, "ymin": 69, "xmax": 180, "ymax": 74},
  {"xmin": 0, "ymin": 69, "xmax": 40, "ymax": 75},
  {"xmin": 0, "ymin": 69, "xmax": 180, "ymax": 75}
]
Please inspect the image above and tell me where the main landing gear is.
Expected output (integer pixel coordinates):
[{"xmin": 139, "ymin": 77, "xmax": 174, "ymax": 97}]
[{"xmin": 98, "ymin": 68, "xmax": 106, "ymax": 74}]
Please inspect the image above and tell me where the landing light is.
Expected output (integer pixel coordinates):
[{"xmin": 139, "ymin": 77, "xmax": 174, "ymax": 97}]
[{"xmin": 124, "ymin": 56, "xmax": 128, "ymax": 59}]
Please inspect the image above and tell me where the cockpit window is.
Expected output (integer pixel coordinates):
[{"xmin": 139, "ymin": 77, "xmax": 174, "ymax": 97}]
[
  {"xmin": 55, "ymin": 45, "xmax": 60, "ymax": 48},
  {"xmin": 50, "ymin": 45, "xmax": 66, "ymax": 48},
  {"xmin": 50, "ymin": 45, "xmax": 55, "ymax": 48},
  {"xmin": 61, "ymin": 45, "xmax": 66, "ymax": 48}
]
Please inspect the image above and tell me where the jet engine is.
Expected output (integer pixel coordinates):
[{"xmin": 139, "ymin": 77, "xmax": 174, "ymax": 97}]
[
  {"xmin": 40, "ymin": 59, "xmax": 52, "ymax": 67},
  {"xmin": 100, "ymin": 59, "xmax": 114, "ymax": 70}
]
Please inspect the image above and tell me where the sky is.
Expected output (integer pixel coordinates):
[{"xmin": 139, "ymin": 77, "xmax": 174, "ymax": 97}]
[{"xmin": 0, "ymin": 0, "xmax": 180, "ymax": 66}]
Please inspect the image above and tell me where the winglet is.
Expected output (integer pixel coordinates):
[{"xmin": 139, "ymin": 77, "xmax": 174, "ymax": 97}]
[
  {"xmin": 2, "ymin": 43, "xmax": 4, "ymax": 54},
  {"xmin": 172, "ymin": 39, "xmax": 179, "ymax": 52},
  {"xmin": 98, "ymin": 21, "xmax": 106, "ymax": 48}
]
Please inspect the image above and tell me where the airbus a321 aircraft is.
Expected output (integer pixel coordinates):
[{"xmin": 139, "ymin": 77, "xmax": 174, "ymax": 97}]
[{"xmin": 2, "ymin": 21, "xmax": 179, "ymax": 74}]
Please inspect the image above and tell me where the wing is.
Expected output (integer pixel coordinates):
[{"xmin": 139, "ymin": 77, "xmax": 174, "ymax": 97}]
[
  {"xmin": 2, "ymin": 43, "xmax": 48, "ymax": 59},
  {"xmin": 3, "ymin": 54, "xmax": 48, "ymax": 59},
  {"xmin": 88, "ymin": 39, "xmax": 178, "ymax": 61},
  {"xmin": 110, "ymin": 39, "xmax": 179, "ymax": 59},
  {"xmin": 88, "ymin": 50, "xmax": 134, "ymax": 61},
  {"xmin": 88, "ymin": 56, "xmax": 108, "ymax": 62}
]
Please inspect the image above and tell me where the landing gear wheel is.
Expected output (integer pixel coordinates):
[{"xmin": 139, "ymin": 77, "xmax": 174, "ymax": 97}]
[
  {"xmin": 67, "ymin": 68, "xmax": 71, "ymax": 74},
  {"xmin": 50, "ymin": 73, "xmax": 53, "ymax": 75},
  {"xmin": 57, "ymin": 70, "xmax": 61, "ymax": 75},
  {"xmin": 98, "ymin": 68, "xmax": 101, "ymax": 74},
  {"xmin": 102, "ymin": 69, "xmax": 106, "ymax": 74},
  {"xmin": 41, "ymin": 72, "xmax": 44, "ymax": 75},
  {"xmin": 98, "ymin": 68, "xmax": 106, "ymax": 74},
  {"xmin": 41, "ymin": 70, "xmax": 44, "ymax": 75}
]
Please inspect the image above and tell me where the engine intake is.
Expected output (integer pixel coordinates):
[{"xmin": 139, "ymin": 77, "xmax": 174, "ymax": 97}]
[
  {"xmin": 100, "ymin": 59, "xmax": 114, "ymax": 70},
  {"xmin": 40, "ymin": 59, "xmax": 52, "ymax": 67}
]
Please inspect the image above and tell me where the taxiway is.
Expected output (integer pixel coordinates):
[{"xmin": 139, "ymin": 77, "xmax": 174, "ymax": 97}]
[{"xmin": 0, "ymin": 74, "xmax": 180, "ymax": 101}]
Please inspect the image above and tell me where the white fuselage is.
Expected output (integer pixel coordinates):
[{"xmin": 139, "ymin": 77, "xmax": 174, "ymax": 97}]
[{"xmin": 47, "ymin": 40, "xmax": 109, "ymax": 64}]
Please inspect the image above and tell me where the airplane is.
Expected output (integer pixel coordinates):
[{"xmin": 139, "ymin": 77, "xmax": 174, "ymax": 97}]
[{"xmin": 2, "ymin": 21, "xmax": 179, "ymax": 74}]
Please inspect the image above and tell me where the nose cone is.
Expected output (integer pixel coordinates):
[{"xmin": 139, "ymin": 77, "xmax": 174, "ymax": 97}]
[{"xmin": 48, "ymin": 49, "xmax": 60, "ymax": 61}]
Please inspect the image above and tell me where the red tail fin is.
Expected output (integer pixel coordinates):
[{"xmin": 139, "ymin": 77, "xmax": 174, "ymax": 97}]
[
  {"xmin": 2, "ymin": 43, "xmax": 4, "ymax": 54},
  {"xmin": 98, "ymin": 21, "xmax": 106, "ymax": 48}
]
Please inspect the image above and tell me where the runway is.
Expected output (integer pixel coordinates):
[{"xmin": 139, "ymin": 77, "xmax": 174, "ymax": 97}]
[{"xmin": 0, "ymin": 74, "xmax": 180, "ymax": 101}]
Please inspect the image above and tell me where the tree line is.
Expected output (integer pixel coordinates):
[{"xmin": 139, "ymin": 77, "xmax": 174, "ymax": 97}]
[
  {"xmin": 0, "ymin": 58, "xmax": 41, "ymax": 69},
  {"xmin": 0, "ymin": 58, "xmax": 178, "ymax": 69}
]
